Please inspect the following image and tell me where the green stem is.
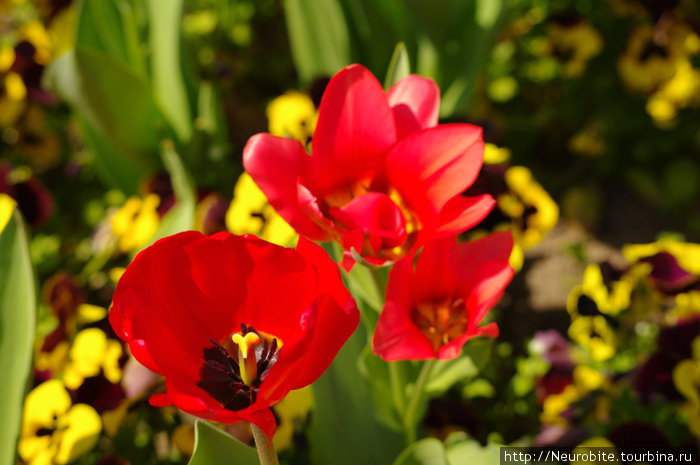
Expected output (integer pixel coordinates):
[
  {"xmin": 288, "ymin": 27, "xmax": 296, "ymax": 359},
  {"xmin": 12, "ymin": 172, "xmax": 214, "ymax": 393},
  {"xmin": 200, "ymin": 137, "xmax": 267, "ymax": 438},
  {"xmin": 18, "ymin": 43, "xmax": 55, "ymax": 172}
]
[
  {"xmin": 368, "ymin": 266, "xmax": 387, "ymax": 304},
  {"xmin": 402, "ymin": 358, "xmax": 436, "ymax": 445},
  {"xmin": 250, "ymin": 423, "xmax": 280, "ymax": 465},
  {"xmin": 389, "ymin": 361, "xmax": 406, "ymax": 417}
]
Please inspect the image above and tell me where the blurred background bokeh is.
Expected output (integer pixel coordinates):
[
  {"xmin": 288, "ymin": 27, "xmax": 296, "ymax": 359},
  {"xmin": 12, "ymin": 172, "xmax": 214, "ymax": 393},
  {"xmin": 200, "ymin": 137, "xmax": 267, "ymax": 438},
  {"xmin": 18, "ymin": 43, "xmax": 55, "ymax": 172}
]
[{"xmin": 2, "ymin": 0, "xmax": 700, "ymax": 463}]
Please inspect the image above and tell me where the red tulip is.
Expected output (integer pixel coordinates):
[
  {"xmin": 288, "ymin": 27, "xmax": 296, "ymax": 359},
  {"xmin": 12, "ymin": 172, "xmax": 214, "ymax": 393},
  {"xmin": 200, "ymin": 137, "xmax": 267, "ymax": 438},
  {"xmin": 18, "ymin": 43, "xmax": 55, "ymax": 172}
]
[
  {"xmin": 372, "ymin": 232, "xmax": 514, "ymax": 361},
  {"xmin": 109, "ymin": 231, "xmax": 359, "ymax": 439},
  {"xmin": 244, "ymin": 64, "xmax": 494, "ymax": 269}
]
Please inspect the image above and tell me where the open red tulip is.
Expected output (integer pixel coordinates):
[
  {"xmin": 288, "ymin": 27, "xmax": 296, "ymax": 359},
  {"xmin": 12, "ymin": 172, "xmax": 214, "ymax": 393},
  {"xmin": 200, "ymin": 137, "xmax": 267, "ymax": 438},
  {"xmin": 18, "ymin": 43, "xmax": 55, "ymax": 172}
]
[
  {"xmin": 109, "ymin": 231, "xmax": 359, "ymax": 439},
  {"xmin": 372, "ymin": 232, "xmax": 514, "ymax": 361},
  {"xmin": 244, "ymin": 64, "xmax": 494, "ymax": 270}
]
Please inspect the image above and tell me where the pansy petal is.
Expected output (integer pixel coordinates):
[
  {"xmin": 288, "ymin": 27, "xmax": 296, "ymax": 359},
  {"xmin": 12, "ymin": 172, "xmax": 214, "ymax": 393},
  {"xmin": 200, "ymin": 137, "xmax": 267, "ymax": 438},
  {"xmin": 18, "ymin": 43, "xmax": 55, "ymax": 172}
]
[
  {"xmin": 311, "ymin": 64, "xmax": 396, "ymax": 192},
  {"xmin": 55, "ymin": 404, "xmax": 101, "ymax": 464},
  {"xmin": 387, "ymin": 75, "xmax": 440, "ymax": 138},
  {"xmin": 386, "ymin": 124, "xmax": 485, "ymax": 226},
  {"xmin": 243, "ymin": 133, "xmax": 329, "ymax": 241}
]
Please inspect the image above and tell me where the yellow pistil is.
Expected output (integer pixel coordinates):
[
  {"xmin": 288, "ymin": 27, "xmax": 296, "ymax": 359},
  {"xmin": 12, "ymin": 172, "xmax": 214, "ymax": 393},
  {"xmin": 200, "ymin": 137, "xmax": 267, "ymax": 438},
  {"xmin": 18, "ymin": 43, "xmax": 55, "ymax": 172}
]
[{"xmin": 232, "ymin": 332, "xmax": 261, "ymax": 386}]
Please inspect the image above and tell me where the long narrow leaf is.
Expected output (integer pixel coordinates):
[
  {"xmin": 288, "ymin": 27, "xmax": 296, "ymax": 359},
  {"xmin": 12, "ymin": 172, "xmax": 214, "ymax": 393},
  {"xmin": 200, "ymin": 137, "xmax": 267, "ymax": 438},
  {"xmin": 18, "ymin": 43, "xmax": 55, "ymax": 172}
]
[
  {"xmin": 0, "ymin": 202, "xmax": 36, "ymax": 465},
  {"xmin": 147, "ymin": 142, "xmax": 196, "ymax": 246},
  {"xmin": 309, "ymin": 324, "xmax": 402, "ymax": 465},
  {"xmin": 147, "ymin": 0, "xmax": 193, "ymax": 142},
  {"xmin": 284, "ymin": 0, "xmax": 351, "ymax": 83}
]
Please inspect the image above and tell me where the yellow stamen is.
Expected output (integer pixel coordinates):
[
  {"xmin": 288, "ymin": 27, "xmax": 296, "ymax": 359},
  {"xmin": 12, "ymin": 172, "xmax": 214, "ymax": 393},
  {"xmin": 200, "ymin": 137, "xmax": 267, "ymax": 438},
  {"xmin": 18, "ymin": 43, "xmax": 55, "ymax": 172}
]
[{"xmin": 232, "ymin": 332, "xmax": 261, "ymax": 386}]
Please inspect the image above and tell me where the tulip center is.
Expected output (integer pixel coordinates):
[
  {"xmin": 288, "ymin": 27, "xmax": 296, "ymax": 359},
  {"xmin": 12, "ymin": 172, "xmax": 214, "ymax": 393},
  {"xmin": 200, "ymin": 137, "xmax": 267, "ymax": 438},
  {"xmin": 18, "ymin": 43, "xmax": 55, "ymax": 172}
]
[
  {"xmin": 411, "ymin": 297, "xmax": 468, "ymax": 352},
  {"xmin": 323, "ymin": 177, "xmax": 372, "ymax": 208},
  {"xmin": 197, "ymin": 323, "xmax": 282, "ymax": 411}
]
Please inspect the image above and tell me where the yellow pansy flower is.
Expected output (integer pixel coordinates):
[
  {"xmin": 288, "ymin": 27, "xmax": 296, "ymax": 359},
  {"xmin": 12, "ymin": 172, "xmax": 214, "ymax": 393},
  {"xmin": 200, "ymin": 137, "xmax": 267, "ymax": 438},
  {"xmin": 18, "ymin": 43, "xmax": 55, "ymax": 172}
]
[
  {"xmin": 266, "ymin": 90, "xmax": 317, "ymax": 145},
  {"xmin": 541, "ymin": 384, "xmax": 579, "ymax": 425},
  {"xmin": 0, "ymin": 193, "xmax": 16, "ymax": 233},
  {"xmin": 623, "ymin": 238, "xmax": 700, "ymax": 275},
  {"xmin": 226, "ymin": 172, "xmax": 297, "ymax": 246},
  {"xmin": 566, "ymin": 264, "xmax": 636, "ymax": 318},
  {"xmin": 483, "ymin": 143, "xmax": 511, "ymax": 164},
  {"xmin": 548, "ymin": 21, "xmax": 603, "ymax": 77},
  {"xmin": 63, "ymin": 328, "xmax": 122, "ymax": 390},
  {"xmin": 273, "ymin": 386, "xmax": 313, "ymax": 450},
  {"xmin": 19, "ymin": 20, "xmax": 52, "ymax": 65},
  {"xmin": 111, "ymin": 194, "xmax": 160, "ymax": 252},
  {"xmin": 19, "ymin": 380, "xmax": 101, "ymax": 465},
  {"xmin": 569, "ymin": 315, "xmax": 617, "ymax": 361},
  {"xmin": 502, "ymin": 166, "xmax": 559, "ymax": 249}
]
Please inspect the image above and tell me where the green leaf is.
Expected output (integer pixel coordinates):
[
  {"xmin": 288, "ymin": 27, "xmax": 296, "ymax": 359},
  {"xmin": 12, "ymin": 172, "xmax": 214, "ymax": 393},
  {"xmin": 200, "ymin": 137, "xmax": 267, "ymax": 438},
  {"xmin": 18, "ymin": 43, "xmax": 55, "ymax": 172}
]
[
  {"xmin": 75, "ymin": 0, "xmax": 144, "ymax": 71},
  {"xmin": 384, "ymin": 42, "xmax": 411, "ymax": 90},
  {"xmin": 147, "ymin": 0, "xmax": 193, "ymax": 142},
  {"xmin": 425, "ymin": 356, "xmax": 478, "ymax": 395},
  {"xmin": 425, "ymin": 338, "xmax": 492, "ymax": 394},
  {"xmin": 0, "ymin": 207, "xmax": 36, "ymax": 465},
  {"xmin": 393, "ymin": 438, "xmax": 449, "ymax": 465},
  {"xmin": 80, "ymin": 118, "xmax": 143, "ymax": 195},
  {"xmin": 284, "ymin": 0, "xmax": 351, "ymax": 83},
  {"xmin": 445, "ymin": 437, "xmax": 500, "ymax": 465},
  {"xmin": 148, "ymin": 142, "xmax": 196, "ymax": 246},
  {"xmin": 44, "ymin": 48, "xmax": 163, "ymax": 177},
  {"xmin": 476, "ymin": 0, "xmax": 502, "ymax": 28},
  {"xmin": 343, "ymin": 263, "xmax": 385, "ymax": 312},
  {"xmin": 358, "ymin": 346, "xmax": 402, "ymax": 430},
  {"xmin": 188, "ymin": 420, "xmax": 259, "ymax": 465},
  {"xmin": 309, "ymin": 324, "xmax": 402, "ymax": 465}
]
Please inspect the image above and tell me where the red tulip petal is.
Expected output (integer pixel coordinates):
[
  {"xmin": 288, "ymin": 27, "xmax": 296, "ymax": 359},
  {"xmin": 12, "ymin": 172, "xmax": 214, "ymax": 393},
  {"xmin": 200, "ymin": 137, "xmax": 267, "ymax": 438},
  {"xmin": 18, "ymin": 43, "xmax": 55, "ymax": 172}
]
[
  {"xmin": 372, "ymin": 260, "xmax": 436, "ymax": 361},
  {"xmin": 465, "ymin": 260, "xmax": 514, "ymax": 327},
  {"xmin": 311, "ymin": 64, "xmax": 396, "ymax": 192},
  {"xmin": 291, "ymin": 238, "xmax": 360, "ymax": 388},
  {"xmin": 373, "ymin": 300, "xmax": 436, "ymax": 361},
  {"xmin": 373, "ymin": 232, "xmax": 513, "ymax": 362},
  {"xmin": 254, "ymin": 342, "xmax": 309, "ymax": 406},
  {"xmin": 246, "ymin": 408, "xmax": 278, "ymax": 444},
  {"xmin": 239, "ymin": 237, "xmax": 321, "ymax": 340},
  {"xmin": 297, "ymin": 182, "xmax": 337, "ymax": 235},
  {"xmin": 386, "ymin": 124, "xmax": 485, "ymax": 229},
  {"xmin": 243, "ymin": 133, "xmax": 330, "ymax": 241},
  {"xmin": 330, "ymin": 193, "xmax": 407, "ymax": 255},
  {"xmin": 454, "ymin": 231, "xmax": 513, "ymax": 278},
  {"xmin": 111, "ymin": 231, "xmax": 358, "ymax": 427},
  {"xmin": 409, "ymin": 238, "xmax": 461, "ymax": 302},
  {"xmin": 436, "ymin": 322, "xmax": 499, "ymax": 360},
  {"xmin": 149, "ymin": 393, "xmax": 171, "ymax": 407},
  {"xmin": 340, "ymin": 251, "xmax": 357, "ymax": 272},
  {"xmin": 387, "ymin": 75, "xmax": 439, "ymax": 138},
  {"xmin": 474, "ymin": 322, "xmax": 499, "ymax": 338},
  {"xmin": 434, "ymin": 194, "xmax": 495, "ymax": 237},
  {"xmin": 183, "ymin": 232, "xmax": 254, "ymax": 337}
]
